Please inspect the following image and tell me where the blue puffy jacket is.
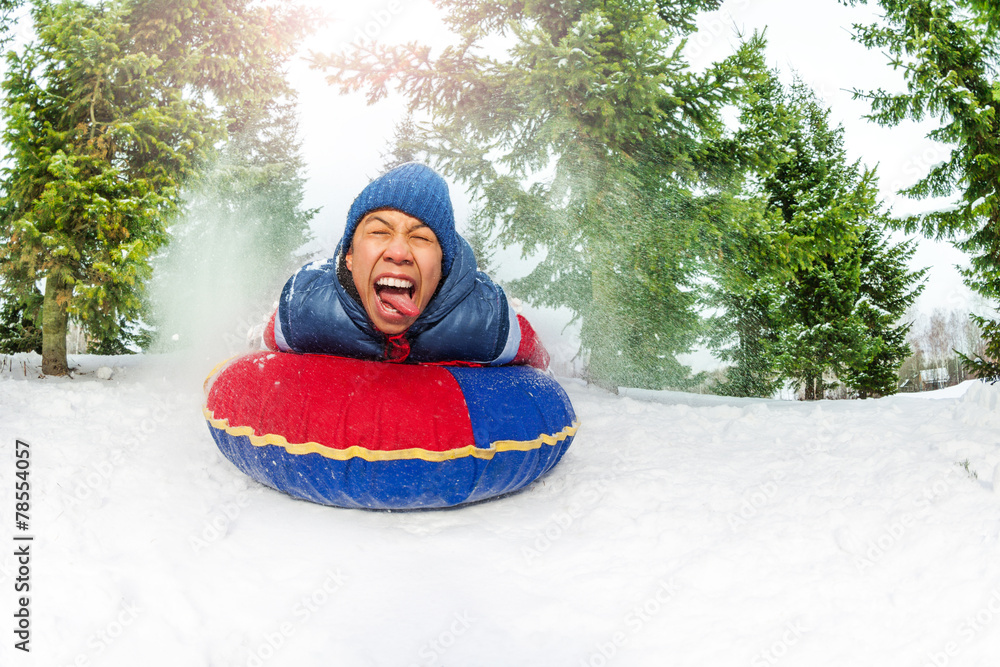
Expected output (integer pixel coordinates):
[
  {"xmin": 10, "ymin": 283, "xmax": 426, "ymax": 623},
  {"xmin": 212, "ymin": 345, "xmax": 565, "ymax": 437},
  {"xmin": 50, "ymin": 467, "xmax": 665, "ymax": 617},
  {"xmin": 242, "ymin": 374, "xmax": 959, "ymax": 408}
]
[{"xmin": 271, "ymin": 236, "xmax": 522, "ymax": 364}]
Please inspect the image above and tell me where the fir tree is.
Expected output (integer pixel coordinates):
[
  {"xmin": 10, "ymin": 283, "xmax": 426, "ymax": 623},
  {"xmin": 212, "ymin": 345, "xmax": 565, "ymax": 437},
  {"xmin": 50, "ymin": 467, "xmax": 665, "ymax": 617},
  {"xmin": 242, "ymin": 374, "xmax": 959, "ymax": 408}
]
[
  {"xmin": 841, "ymin": 224, "xmax": 926, "ymax": 398},
  {"xmin": 711, "ymin": 75, "xmax": 924, "ymax": 399},
  {"xmin": 0, "ymin": 0, "xmax": 312, "ymax": 374},
  {"xmin": 705, "ymin": 285, "xmax": 783, "ymax": 398},
  {"xmin": 381, "ymin": 114, "xmax": 420, "ymax": 172},
  {"xmin": 771, "ymin": 87, "xmax": 924, "ymax": 400},
  {"xmin": 464, "ymin": 209, "xmax": 500, "ymax": 277},
  {"xmin": 705, "ymin": 71, "xmax": 800, "ymax": 398},
  {"xmin": 312, "ymin": 0, "xmax": 766, "ymax": 390},
  {"xmin": 844, "ymin": 0, "xmax": 1000, "ymax": 381}
]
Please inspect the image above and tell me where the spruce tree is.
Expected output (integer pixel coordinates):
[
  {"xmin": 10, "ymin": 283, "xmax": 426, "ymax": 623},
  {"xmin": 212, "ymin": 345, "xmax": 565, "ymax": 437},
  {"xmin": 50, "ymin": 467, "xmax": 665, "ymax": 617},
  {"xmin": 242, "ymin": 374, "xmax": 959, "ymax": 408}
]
[
  {"xmin": 0, "ymin": 0, "xmax": 311, "ymax": 374},
  {"xmin": 705, "ymin": 71, "xmax": 800, "ymax": 398},
  {"xmin": 841, "ymin": 224, "xmax": 925, "ymax": 397},
  {"xmin": 844, "ymin": 0, "xmax": 1000, "ymax": 381},
  {"xmin": 312, "ymin": 0, "xmax": 766, "ymax": 390},
  {"xmin": 380, "ymin": 114, "xmax": 420, "ymax": 172},
  {"xmin": 711, "ymin": 75, "xmax": 924, "ymax": 399},
  {"xmin": 772, "ymin": 89, "xmax": 924, "ymax": 400}
]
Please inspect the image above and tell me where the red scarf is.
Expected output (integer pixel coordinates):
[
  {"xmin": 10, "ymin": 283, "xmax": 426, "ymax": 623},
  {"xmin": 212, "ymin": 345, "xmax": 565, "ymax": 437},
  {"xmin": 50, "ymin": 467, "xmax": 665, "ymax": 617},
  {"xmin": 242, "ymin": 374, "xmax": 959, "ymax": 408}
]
[{"xmin": 384, "ymin": 333, "xmax": 411, "ymax": 362}]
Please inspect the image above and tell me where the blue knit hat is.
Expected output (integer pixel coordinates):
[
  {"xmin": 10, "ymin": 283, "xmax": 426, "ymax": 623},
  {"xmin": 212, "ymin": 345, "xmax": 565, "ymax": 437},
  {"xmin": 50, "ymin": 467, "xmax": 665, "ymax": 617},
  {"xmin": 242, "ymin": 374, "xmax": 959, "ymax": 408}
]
[{"xmin": 342, "ymin": 163, "xmax": 457, "ymax": 275}]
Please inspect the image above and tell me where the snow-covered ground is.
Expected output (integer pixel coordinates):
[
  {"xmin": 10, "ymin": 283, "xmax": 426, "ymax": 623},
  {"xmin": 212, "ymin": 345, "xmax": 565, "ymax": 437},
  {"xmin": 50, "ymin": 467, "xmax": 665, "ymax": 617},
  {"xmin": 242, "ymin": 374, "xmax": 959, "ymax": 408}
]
[{"xmin": 2, "ymin": 352, "xmax": 1000, "ymax": 667}]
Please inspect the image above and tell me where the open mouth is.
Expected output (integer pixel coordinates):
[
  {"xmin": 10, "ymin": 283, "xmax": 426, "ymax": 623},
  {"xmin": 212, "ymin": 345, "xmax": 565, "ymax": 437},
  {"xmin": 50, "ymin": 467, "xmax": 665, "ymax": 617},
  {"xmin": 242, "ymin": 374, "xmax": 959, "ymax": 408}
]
[{"xmin": 374, "ymin": 276, "xmax": 419, "ymax": 317}]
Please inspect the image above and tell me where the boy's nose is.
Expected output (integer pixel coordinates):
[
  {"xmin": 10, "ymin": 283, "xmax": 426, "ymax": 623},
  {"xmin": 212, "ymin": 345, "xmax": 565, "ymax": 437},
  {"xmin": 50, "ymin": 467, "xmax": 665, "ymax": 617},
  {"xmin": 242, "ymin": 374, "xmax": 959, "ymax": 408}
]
[{"xmin": 383, "ymin": 235, "xmax": 413, "ymax": 264}]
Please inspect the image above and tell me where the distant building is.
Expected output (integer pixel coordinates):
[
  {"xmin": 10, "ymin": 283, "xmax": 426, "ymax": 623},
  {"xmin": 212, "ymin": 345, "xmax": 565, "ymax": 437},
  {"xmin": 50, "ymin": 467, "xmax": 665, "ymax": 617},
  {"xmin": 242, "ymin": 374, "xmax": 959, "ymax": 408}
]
[{"xmin": 919, "ymin": 367, "xmax": 950, "ymax": 390}]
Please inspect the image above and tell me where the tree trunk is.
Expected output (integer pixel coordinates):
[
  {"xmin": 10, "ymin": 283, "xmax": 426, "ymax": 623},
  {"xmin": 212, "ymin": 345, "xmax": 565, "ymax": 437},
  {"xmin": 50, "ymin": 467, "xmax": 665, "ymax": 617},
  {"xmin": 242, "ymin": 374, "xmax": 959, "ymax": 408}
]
[
  {"xmin": 804, "ymin": 375, "xmax": 815, "ymax": 401},
  {"xmin": 41, "ymin": 274, "xmax": 70, "ymax": 376}
]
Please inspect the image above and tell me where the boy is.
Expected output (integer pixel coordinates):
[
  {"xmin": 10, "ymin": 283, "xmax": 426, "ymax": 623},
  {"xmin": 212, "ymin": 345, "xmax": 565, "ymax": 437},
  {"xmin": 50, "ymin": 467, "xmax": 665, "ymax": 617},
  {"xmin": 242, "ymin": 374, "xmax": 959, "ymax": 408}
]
[{"xmin": 264, "ymin": 162, "xmax": 548, "ymax": 368}]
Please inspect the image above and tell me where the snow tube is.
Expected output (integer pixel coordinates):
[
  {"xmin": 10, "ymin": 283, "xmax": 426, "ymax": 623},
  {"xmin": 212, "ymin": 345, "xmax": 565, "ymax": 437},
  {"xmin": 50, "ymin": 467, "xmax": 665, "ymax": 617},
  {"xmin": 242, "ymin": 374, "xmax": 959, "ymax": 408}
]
[{"xmin": 203, "ymin": 351, "xmax": 578, "ymax": 509}]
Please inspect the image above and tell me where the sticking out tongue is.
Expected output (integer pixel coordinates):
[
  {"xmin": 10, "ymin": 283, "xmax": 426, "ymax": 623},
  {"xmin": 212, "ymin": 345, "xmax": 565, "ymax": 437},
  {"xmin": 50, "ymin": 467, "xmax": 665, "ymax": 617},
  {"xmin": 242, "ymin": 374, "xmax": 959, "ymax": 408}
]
[{"xmin": 379, "ymin": 286, "xmax": 421, "ymax": 317}]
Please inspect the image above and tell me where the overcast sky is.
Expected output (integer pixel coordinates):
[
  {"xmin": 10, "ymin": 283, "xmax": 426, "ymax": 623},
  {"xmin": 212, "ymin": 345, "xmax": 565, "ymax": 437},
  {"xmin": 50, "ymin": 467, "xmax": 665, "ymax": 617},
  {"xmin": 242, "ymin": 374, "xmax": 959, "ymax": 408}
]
[{"xmin": 289, "ymin": 0, "xmax": 977, "ymax": 319}]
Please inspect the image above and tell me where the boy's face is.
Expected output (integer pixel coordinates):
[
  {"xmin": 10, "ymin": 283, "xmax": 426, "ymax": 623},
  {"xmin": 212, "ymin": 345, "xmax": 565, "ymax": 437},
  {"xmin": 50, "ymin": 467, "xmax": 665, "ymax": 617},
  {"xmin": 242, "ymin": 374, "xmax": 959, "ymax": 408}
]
[{"xmin": 345, "ymin": 209, "xmax": 443, "ymax": 335}]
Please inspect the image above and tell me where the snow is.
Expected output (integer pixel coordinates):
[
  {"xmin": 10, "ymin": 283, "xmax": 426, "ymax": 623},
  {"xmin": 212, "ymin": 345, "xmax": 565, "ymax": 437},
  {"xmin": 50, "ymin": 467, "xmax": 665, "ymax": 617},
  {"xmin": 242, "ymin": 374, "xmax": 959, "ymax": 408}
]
[
  {"xmin": 4, "ymin": 353, "xmax": 1000, "ymax": 666},
  {"xmin": 907, "ymin": 379, "xmax": 984, "ymax": 400}
]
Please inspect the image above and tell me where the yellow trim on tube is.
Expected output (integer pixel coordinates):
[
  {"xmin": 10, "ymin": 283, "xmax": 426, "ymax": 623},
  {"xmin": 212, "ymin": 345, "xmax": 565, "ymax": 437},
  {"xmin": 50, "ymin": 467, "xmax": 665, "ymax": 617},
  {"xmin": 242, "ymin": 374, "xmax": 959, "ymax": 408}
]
[
  {"xmin": 203, "ymin": 356, "xmax": 237, "ymax": 394},
  {"xmin": 203, "ymin": 406, "xmax": 579, "ymax": 463}
]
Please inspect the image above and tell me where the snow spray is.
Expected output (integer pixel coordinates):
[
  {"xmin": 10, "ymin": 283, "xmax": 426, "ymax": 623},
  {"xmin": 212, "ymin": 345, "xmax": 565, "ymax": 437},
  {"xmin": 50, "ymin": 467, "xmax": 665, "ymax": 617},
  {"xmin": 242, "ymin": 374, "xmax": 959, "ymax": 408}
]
[{"xmin": 149, "ymin": 170, "xmax": 312, "ymax": 377}]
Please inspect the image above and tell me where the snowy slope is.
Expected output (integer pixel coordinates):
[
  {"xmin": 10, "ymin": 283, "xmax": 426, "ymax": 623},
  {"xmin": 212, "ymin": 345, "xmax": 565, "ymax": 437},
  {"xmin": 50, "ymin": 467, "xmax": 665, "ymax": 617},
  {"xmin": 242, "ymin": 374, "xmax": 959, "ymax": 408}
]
[{"xmin": 2, "ymin": 353, "xmax": 1000, "ymax": 667}]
